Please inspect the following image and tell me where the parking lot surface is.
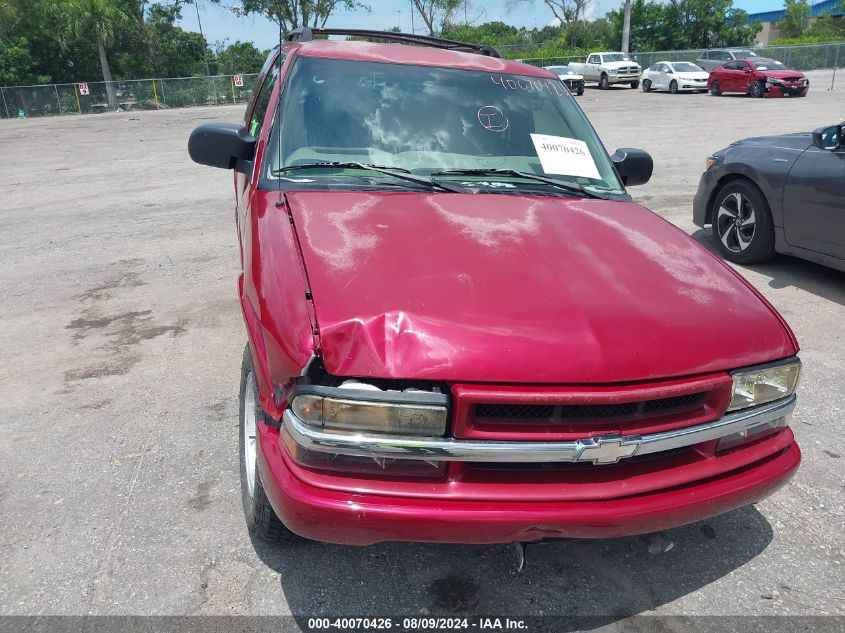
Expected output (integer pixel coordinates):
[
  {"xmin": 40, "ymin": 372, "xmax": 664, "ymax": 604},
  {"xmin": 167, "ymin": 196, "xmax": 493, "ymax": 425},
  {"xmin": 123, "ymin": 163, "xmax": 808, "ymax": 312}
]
[{"xmin": 1, "ymin": 71, "xmax": 843, "ymax": 621}]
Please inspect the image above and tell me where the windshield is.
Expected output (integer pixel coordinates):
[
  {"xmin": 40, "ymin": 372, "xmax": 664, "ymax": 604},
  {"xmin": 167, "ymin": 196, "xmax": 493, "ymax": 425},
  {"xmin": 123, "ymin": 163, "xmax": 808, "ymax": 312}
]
[
  {"xmin": 754, "ymin": 59, "xmax": 787, "ymax": 70},
  {"xmin": 670, "ymin": 62, "xmax": 703, "ymax": 73},
  {"xmin": 266, "ymin": 57, "xmax": 623, "ymax": 193},
  {"xmin": 603, "ymin": 53, "xmax": 631, "ymax": 62}
]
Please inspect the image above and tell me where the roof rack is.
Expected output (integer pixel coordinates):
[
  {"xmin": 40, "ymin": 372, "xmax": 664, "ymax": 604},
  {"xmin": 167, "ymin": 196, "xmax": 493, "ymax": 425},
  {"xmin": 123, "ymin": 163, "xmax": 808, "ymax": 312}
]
[{"xmin": 284, "ymin": 27, "xmax": 501, "ymax": 58}]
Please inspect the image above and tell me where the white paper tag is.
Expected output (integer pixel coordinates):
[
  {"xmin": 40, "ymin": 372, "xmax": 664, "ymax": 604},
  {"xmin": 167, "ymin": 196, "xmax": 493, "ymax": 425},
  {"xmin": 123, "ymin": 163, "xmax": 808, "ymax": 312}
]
[{"xmin": 530, "ymin": 134, "xmax": 601, "ymax": 180}]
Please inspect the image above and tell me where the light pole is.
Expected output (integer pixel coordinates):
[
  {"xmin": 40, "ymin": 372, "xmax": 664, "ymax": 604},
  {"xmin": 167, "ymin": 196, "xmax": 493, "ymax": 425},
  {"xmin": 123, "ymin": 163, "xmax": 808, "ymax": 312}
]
[
  {"xmin": 194, "ymin": 0, "xmax": 212, "ymax": 77},
  {"xmin": 410, "ymin": 0, "xmax": 415, "ymax": 33},
  {"xmin": 397, "ymin": 10, "xmax": 401, "ymax": 31}
]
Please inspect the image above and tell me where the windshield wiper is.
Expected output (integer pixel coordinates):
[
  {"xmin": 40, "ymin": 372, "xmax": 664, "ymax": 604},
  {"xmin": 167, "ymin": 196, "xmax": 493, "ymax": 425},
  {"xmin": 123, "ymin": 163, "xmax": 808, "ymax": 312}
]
[
  {"xmin": 273, "ymin": 162, "xmax": 463, "ymax": 193},
  {"xmin": 431, "ymin": 168, "xmax": 605, "ymax": 198}
]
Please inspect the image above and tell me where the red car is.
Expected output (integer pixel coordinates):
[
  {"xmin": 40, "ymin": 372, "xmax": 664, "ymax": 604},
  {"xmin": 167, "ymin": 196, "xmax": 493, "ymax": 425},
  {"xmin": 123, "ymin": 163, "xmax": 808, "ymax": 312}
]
[
  {"xmin": 708, "ymin": 57, "xmax": 809, "ymax": 98},
  {"xmin": 189, "ymin": 29, "xmax": 801, "ymax": 546}
]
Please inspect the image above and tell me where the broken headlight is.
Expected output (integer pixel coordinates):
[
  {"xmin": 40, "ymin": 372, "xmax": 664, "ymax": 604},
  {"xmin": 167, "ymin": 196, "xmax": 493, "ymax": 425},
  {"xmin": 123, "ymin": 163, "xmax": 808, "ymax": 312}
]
[{"xmin": 290, "ymin": 382, "xmax": 449, "ymax": 437}]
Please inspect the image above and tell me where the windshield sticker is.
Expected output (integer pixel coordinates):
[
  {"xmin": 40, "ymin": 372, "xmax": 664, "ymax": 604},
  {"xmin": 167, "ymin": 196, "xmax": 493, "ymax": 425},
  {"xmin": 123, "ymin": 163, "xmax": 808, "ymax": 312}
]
[
  {"xmin": 477, "ymin": 105, "xmax": 509, "ymax": 132},
  {"xmin": 490, "ymin": 75, "xmax": 569, "ymax": 97},
  {"xmin": 460, "ymin": 181, "xmax": 517, "ymax": 188},
  {"xmin": 530, "ymin": 134, "xmax": 600, "ymax": 179}
]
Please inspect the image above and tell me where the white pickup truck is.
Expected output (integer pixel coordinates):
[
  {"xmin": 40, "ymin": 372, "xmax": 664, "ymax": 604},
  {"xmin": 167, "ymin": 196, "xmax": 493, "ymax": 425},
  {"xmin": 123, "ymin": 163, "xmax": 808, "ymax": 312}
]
[{"xmin": 569, "ymin": 52, "xmax": 642, "ymax": 90}]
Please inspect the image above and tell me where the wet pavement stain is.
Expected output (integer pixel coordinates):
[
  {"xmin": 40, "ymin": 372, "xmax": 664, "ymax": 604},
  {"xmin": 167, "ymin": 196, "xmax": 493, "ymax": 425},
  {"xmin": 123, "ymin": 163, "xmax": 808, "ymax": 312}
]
[{"xmin": 428, "ymin": 573, "xmax": 479, "ymax": 611}]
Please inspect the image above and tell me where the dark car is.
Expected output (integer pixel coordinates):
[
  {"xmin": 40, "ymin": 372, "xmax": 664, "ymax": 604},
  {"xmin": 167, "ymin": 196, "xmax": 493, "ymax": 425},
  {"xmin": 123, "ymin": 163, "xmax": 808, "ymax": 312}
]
[
  {"xmin": 707, "ymin": 58, "xmax": 809, "ymax": 98},
  {"xmin": 696, "ymin": 48, "xmax": 759, "ymax": 72},
  {"xmin": 693, "ymin": 122, "xmax": 845, "ymax": 271}
]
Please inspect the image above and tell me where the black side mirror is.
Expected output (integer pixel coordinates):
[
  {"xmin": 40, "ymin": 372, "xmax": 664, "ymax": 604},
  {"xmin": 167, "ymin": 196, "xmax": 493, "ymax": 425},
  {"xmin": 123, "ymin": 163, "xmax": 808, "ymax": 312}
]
[
  {"xmin": 611, "ymin": 148, "xmax": 653, "ymax": 187},
  {"xmin": 188, "ymin": 123, "xmax": 256, "ymax": 173},
  {"xmin": 812, "ymin": 124, "xmax": 843, "ymax": 151}
]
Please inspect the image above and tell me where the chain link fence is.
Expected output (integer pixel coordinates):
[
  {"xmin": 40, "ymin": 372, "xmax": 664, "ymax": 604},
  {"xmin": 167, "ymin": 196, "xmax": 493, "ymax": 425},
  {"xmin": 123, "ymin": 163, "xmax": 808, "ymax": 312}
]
[{"xmin": 0, "ymin": 74, "xmax": 259, "ymax": 119}]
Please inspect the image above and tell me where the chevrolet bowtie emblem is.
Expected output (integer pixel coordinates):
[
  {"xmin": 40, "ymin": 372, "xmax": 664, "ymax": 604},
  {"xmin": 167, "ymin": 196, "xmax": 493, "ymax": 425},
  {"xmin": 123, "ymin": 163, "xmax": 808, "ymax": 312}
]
[{"xmin": 576, "ymin": 434, "xmax": 642, "ymax": 464}]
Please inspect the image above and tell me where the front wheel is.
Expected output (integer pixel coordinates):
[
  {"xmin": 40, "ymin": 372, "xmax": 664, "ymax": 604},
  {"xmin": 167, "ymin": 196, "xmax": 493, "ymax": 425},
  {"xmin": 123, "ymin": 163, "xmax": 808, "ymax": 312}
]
[
  {"xmin": 576, "ymin": 82, "xmax": 584, "ymax": 96},
  {"xmin": 749, "ymin": 81, "xmax": 766, "ymax": 98},
  {"xmin": 630, "ymin": 80, "xmax": 640, "ymax": 89},
  {"xmin": 710, "ymin": 180, "xmax": 775, "ymax": 264},
  {"xmin": 642, "ymin": 79, "xmax": 651, "ymax": 92},
  {"xmin": 599, "ymin": 74, "xmax": 610, "ymax": 90},
  {"xmin": 669, "ymin": 80, "xmax": 679, "ymax": 94},
  {"xmin": 710, "ymin": 81, "xmax": 722, "ymax": 96},
  {"xmin": 240, "ymin": 345, "xmax": 294, "ymax": 544}
]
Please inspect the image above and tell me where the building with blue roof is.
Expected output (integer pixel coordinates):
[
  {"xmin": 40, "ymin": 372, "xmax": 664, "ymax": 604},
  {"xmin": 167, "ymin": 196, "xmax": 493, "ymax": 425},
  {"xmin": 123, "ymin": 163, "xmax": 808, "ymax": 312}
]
[{"xmin": 747, "ymin": 0, "xmax": 844, "ymax": 43}]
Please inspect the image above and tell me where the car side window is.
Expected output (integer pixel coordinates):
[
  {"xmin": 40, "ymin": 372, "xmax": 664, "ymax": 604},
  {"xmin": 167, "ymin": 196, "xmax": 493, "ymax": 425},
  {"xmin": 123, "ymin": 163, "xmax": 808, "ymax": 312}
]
[
  {"xmin": 648, "ymin": 64, "xmax": 659, "ymax": 71},
  {"xmin": 661, "ymin": 64, "xmax": 671, "ymax": 72},
  {"xmin": 723, "ymin": 61, "xmax": 738, "ymax": 70},
  {"xmin": 588, "ymin": 55, "xmax": 599, "ymax": 64},
  {"xmin": 718, "ymin": 51, "xmax": 732, "ymax": 61},
  {"xmin": 246, "ymin": 53, "xmax": 285, "ymax": 138}
]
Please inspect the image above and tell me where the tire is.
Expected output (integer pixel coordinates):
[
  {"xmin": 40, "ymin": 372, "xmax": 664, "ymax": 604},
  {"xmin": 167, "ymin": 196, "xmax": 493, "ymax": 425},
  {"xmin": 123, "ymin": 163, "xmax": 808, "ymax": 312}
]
[
  {"xmin": 630, "ymin": 80, "xmax": 640, "ymax": 89},
  {"xmin": 599, "ymin": 74, "xmax": 610, "ymax": 90},
  {"xmin": 710, "ymin": 81, "xmax": 722, "ymax": 96},
  {"xmin": 642, "ymin": 79, "xmax": 651, "ymax": 92},
  {"xmin": 749, "ymin": 80, "xmax": 766, "ymax": 98},
  {"xmin": 576, "ymin": 82, "xmax": 584, "ymax": 96},
  {"xmin": 710, "ymin": 179, "xmax": 775, "ymax": 265},
  {"xmin": 239, "ymin": 345, "xmax": 293, "ymax": 544},
  {"xmin": 669, "ymin": 80, "xmax": 679, "ymax": 94}
]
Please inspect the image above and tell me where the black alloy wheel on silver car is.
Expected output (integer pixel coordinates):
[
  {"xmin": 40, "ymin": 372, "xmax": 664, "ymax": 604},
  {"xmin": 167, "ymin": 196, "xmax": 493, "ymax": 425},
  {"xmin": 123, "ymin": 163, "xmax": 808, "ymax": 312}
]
[
  {"xmin": 710, "ymin": 180, "xmax": 775, "ymax": 264},
  {"xmin": 642, "ymin": 79, "xmax": 652, "ymax": 92},
  {"xmin": 749, "ymin": 81, "xmax": 766, "ymax": 98},
  {"xmin": 239, "ymin": 345, "xmax": 294, "ymax": 544},
  {"xmin": 600, "ymin": 74, "xmax": 610, "ymax": 89},
  {"xmin": 670, "ymin": 80, "xmax": 679, "ymax": 94},
  {"xmin": 710, "ymin": 81, "xmax": 722, "ymax": 96}
]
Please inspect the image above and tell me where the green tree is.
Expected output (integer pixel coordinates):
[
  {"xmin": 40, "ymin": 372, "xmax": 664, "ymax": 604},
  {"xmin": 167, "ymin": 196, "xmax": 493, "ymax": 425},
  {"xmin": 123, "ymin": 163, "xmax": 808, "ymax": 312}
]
[
  {"xmin": 779, "ymin": 0, "xmax": 811, "ymax": 37},
  {"xmin": 62, "ymin": 0, "xmax": 134, "ymax": 108},
  {"xmin": 412, "ymin": 0, "xmax": 461, "ymax": 36},
  {"xmin": 233, "ymin": 0, "xmax": 368, "ymax": 32},
  {"xmin": 214, "ymin": 40, "xmax": 267, "ymax": 74}
]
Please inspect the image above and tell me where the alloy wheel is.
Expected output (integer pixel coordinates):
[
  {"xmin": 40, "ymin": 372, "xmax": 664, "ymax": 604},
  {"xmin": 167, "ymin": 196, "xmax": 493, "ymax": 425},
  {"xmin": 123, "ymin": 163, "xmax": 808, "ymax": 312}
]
[
  {"xmin": 716, "ymin": 192, "xmax": 756, "ymax": 252},
  {"xmin": 243, "ymin": 369, "xmax": 258, "ymax": 499}
]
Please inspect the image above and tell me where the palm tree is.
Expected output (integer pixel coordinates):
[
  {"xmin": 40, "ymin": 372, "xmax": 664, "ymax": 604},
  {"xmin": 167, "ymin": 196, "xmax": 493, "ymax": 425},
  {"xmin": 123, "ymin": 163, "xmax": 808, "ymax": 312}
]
[{"xmin": 62, "ymin": 0, "xmax": 131, "ymax": 110}]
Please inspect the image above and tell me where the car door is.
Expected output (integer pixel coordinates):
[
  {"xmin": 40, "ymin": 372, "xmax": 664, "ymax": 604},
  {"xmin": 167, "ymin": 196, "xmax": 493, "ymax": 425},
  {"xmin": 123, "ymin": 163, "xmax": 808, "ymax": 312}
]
[
  {"xmin": 652, "ymin": 64, "xmax": 668, "ymax": 89},
  {"xmin": 587, "ymin": 54, "xmax": 600, "ymax": 78},
  {"xmin": 235, "ymin": 50, "xmax": 286, "ymax": 267},
  {"xmin": 782, "ymin": 143, "xmax": 845, "ymax": 259},
  {"xmin": 697, "ymin": 53, "xmax": 711, "ymax": 71},
  {"xmin": 735, "ymin": 61, "xmax": 754, "ymax": 93},
  {"xmin": 720, "ymin": 61, "xmax": 743, "ymax": 92}
]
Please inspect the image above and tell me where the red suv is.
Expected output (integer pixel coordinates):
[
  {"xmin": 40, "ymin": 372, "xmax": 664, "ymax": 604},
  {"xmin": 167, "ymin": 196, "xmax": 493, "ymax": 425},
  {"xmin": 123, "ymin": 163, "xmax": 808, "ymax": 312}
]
[
  {"xmin": 708, "ymin": 57, "xmax": 809, "ymax": 98},
  {"xmin": 189, "ymin": 29, "xmax": 801, "ymax": 546}
]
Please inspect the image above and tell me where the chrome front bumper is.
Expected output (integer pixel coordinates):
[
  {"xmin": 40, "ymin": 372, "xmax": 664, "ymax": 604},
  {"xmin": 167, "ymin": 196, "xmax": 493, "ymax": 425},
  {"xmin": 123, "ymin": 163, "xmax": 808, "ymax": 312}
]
[{"xmin": 282, "ymin": 395, "xmax": 795, "ymax": 465}]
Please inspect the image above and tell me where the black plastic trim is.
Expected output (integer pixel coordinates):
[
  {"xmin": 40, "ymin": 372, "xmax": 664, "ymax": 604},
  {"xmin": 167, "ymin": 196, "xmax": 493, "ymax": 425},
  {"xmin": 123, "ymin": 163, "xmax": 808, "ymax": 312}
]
[
  {"xmin": 730, "ymin": 355, "xmax": 801, "ymax": 376},
  {"xmin": 284, "ymin": 27, "xmax": 501, "ymax": 58}
]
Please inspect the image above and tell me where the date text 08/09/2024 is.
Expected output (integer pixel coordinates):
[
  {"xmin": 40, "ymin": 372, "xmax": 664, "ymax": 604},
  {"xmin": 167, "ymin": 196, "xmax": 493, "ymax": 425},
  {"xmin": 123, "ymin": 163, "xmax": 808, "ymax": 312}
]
[{"xmin": 306, "ymin": 617, "xmax": 528, "ymax": 630}]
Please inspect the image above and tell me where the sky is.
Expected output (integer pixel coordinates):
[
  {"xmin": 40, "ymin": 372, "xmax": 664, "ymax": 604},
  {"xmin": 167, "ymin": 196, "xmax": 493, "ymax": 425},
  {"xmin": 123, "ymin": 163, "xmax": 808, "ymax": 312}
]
[{"xmin": 179, "ymin": 0, "xmax": 784, "ymax": 51}]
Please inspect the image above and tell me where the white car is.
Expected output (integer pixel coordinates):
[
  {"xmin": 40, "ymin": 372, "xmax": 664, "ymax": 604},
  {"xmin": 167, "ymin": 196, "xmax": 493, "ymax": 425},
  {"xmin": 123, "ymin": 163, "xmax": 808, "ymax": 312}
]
[
  {"xmin": 543, "ymin": 65, "xmax": 585, "ymax": 96},
  {"xmin": 641, "ymin": 61, "xmax": 709, "ymax": 93}
]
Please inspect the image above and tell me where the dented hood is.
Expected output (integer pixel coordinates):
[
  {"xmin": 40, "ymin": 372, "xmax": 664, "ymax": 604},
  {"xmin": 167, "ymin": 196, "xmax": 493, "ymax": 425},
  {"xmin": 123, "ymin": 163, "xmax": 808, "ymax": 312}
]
[{"xmin": 287, "ymin": 191, "xmax": 794, "ymax": 384}]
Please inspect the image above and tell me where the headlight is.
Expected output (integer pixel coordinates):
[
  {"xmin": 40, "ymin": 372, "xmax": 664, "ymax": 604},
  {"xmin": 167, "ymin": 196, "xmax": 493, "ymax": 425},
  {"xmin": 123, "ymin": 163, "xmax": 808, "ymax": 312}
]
[
  {"xmin": 291, "ymin": 384, "xmax": 449, "ymax": 437},
  {"xmin": 727, "ymin": 359, "xmax": 801, "ymax": 412},
  {"xmin": 609, "ymin": 69, "xmax": 618, "ymax": 74},
  {"xmin": 766, "ymin": 77, "xmax": 784, "ymax": 84}
]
